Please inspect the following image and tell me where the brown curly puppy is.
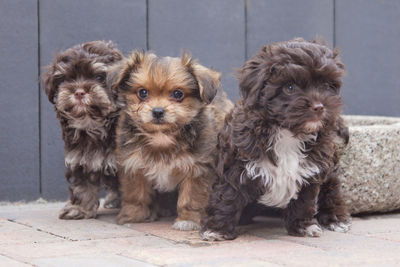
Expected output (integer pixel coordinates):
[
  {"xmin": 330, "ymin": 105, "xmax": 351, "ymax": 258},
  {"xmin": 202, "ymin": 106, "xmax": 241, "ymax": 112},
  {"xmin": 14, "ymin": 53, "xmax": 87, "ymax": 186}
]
[
  {"xmin": 111, "ymin": 51, "xmax": 233, "ymax": 230},
  {"xmin": 42, "ymin": 41, "xmax": 123, "ymax": 219},
  {"xmin": 201, "ymin": 38, "xmax": 351, "ymax": 240}
]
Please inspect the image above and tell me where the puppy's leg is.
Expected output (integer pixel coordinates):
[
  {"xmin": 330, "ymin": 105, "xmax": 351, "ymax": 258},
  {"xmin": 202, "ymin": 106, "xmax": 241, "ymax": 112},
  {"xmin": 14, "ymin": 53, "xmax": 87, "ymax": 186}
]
[
  {"xmin": 102, "ymin": 174, "xmax": 121, "ymax": 209},
  {"xmin": 117, "ymin": 172, "xmax": 156, "ymax": 225},
  {"xmin": 174, "ymin": 175, "xmax": 210, "ymax": 231},
  {"xmin": 283, "ymin": 183, "xmax": 322, "ymax": 237},
  {"xmin": 200, "ymin": 182, "xmax": 249, "ymax": 241},
  {"xmin": 317, "ymin": 168, "xmax": 351, "ymax": 233},
  {"xmin": 59, "ymin": 169, "xmax": 101, "ymax": 220}
]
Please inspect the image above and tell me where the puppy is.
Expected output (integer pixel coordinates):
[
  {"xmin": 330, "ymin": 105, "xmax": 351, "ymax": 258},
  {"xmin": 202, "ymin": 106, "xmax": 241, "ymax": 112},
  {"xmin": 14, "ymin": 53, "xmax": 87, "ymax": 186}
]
[
  {"xmin": 111, "ymin": 51, "xmax": 233, "ymax": 230},
  {"xmin": 42, "ymin": 40, "xmax": 123, "ymax": 219},
  {"xmin": 200, "ymin": 38, "xmax": 351, "ymax": 240}
]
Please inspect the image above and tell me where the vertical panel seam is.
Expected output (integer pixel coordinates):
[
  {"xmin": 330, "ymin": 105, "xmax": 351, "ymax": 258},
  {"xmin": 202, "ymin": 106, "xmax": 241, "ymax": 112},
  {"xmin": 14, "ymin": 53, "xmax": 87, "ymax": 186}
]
[
  {"xmin": 146, "ymin": 0, "xmax": 149, "ymax": 50},
  {"xmin": 244, "ymin": 0, "xmax": 248, "ymax": 60},
  {"xmin": 333, "ymin": 0, "xmax": 336, "ymax": 47},
  {"xmin": 37, "ymin": 0, "xmax": 42, "ymax": 197}
]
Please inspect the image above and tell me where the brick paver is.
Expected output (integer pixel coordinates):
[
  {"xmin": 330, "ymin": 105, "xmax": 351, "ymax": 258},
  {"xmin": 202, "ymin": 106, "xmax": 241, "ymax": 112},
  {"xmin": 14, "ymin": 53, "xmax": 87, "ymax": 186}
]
[{"xmin": 0, "ymin": 202, "xmax": 399, "ymax": 266}]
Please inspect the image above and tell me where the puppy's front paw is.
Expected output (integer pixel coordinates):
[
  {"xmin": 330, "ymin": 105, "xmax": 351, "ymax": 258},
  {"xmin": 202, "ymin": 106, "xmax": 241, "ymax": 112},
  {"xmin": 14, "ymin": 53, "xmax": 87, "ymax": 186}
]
[
  {"xmin": 172, "ymin": 220, "xmax": 200, "ymax": 231},
  {"xmin": 304, "ymin": 224, "xmax": 323, "ymax": 237},
  {"xmin": 200, "ymin": 229, "xmax": 237, "ymax": 241},
  {"xmin": 288, "ymin": 222, "xmax": 323, "ymax": 237},
  {"xmin": 318, "ymin": 213, "xmax": 351, "ymax": 233},
  {"xmin": 59, "ymin": 204, "xmax": 97, "ymax": 220},
  {"xmin": 103, "ymin": 192, "xmax": 121, "ymax": 209},
  {"xmin": 117, "ymin": 204, "xmax": 156, "ymax": 225},
  {"xmin": 325, "ymin": 221, "xmax": 351, "ymax": 233}
]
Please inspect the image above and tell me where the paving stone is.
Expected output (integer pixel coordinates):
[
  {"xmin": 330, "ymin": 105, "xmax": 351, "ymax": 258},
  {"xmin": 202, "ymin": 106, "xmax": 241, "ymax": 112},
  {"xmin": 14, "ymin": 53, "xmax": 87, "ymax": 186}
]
[
  {"xmin": 30, "ymin": 253, "xmax": 155, "ymax": 267},
  {"xmin": 0, "ymin": 205, "xmax": 141, "ymax": 241},
  {"xmin": 368, "ymin": 232, "xmax": 400, "ymax": 243},
  {"xmin": 1, "ymin": 202, "xmax": 400, "ymax": 266},
  {"xmin": 168, "ymin": 258, "xmax": 282, "ymax": 267},
  {"xmin": 241, "ymin": 215, "xmax": 400, "ymax": 265},
  {"xmin": 0, "ymin": 236, "xmax": 179, "ymax": 263},
  {"xmin": 350, "ymin": 216, "xmax": 400, "ymax": 235},
  {"xmin": 121, "ymin": 218, "xmax": 205, "ymax": 246},
  {"xmin": 122, "ymin": 238, "xmax": 400, "ymax": 266},
  {"xmin": 120, "ymin": 239, "xmax": 367, "ymax": 266},
  {"xmin": 277, "ymin": 230, "xmax": 400, "ymax": 263},
  {"xmin": 239, "ymin": 216, "xmax": 287, "ymax": 239},
  {"xmin": 0, "ymin": 255, "xmax": 32, "ymax": 267},
  {"xmin": 112, "ymin": 217, "xmax": 265, "ymax": 246},
  {"xmin": 0, "ymin": 219, "xmax": 64, "ymax": 245}
]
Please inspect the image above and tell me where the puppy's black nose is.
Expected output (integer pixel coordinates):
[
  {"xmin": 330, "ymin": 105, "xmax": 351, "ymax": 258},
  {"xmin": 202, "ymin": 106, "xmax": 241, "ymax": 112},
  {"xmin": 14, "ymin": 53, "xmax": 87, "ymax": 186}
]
[
  {"xmin": 152, "ymin": 107, "xmax": 165, "ymax": 119},
  {"xmin": 312, "ymin": 102, "xmax": 324, "ymax": 113}
]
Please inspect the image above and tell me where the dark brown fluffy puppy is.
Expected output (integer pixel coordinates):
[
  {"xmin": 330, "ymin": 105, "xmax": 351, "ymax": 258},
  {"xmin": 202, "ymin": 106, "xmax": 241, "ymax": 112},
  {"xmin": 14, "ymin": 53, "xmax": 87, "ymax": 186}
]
[
  {"xmin": 200, "ymin": 38, "xmax": 351, "ymax": 240},
  {"xmin": 42, "ymin": 41, "xmax": 123, "ymax": 219},
  {"xmin": 112, "ymin": 51, "xmax": 233, "ymax": 230}
]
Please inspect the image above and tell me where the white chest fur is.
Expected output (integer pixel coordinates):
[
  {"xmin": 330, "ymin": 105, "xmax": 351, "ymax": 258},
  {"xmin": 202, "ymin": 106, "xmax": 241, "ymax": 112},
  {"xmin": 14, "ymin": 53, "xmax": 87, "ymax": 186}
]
[{"xmin": 243, "ymin": 129, "xmax": 320, "ymax": 208}]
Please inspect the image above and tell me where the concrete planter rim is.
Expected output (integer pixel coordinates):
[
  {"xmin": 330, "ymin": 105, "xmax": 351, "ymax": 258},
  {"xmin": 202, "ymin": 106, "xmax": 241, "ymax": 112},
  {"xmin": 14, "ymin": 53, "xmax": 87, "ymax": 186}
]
[{"xmin": 340, "ymin": 114, "xmax": 400, "ymax": 215}]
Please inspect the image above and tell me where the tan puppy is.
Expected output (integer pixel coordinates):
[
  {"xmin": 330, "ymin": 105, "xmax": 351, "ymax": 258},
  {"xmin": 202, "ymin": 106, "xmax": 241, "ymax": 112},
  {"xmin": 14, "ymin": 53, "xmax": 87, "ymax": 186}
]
[{"xmin": 111, "ymin": 51, "xmax": 233, "ymax": 230}]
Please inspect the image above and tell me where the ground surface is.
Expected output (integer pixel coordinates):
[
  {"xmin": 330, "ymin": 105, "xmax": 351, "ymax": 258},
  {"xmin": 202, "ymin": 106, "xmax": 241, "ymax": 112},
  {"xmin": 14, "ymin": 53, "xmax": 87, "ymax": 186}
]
[{"xmin": 0, "ymin": 201, "xmax": 399, "ymax": 266}]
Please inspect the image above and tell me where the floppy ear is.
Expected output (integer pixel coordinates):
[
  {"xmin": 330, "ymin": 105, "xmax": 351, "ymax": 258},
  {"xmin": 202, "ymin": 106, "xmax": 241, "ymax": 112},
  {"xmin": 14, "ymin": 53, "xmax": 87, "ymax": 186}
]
[
  {"xmin": 107, "ymin": 50, "xmax": 146, "ymax": 106},
  {"xmin": 41, "ymin": 62, "xmax": 62, "ymax": 104},
  {"xmin": 182, "ymin": 53, "xmax": 221, "ymax": 104},
  {"xmin": 237, "ymin": 45, "xmax": 277, "ymax": 108}
]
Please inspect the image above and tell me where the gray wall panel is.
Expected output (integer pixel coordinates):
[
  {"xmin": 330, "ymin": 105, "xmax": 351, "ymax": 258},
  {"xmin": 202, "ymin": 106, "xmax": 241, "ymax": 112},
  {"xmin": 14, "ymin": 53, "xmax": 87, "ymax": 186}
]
[
  {"xmin": 0, "ymin": 0, "xmax": 40, "ymax": 201},
  {"xmin": 247, "ymin": 0, "xmax": 334, "ymax": 58},
  {"xmin": 336, "ymin": 0, "xmax": 400, "ymax": 116},
  {"xmin": 0, "ymin": 0, "xmax": 399, "ymax": 201},
  {"xmin": 39, "ymin": 0, "xmax": 147, "ymax": 200},
  {"xmin": 148, "ymin": 0, "xmax": 245, "ymax": 100}
]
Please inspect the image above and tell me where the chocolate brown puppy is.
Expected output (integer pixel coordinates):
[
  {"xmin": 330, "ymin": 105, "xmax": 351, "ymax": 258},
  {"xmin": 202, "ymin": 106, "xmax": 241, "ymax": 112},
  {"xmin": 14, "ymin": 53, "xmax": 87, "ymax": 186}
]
[
  {"xmin": 201, "ymin": 38, "xmax": 351, "ymax": 240},
  {"xmin": 111, "ymin": 51, "xmax": 233, "ymax": 230},
  {"xmin": 42, "ymin": 41, "xmax": 123, "ymax": 219}
]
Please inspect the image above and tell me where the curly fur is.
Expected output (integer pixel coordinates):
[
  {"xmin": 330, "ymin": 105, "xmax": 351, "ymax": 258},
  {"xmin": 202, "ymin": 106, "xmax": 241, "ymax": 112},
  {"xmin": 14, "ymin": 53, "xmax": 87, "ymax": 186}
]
[
  {"xmin": 42, "ymin": 40, "xmax": 123, "ymax": 219},
  {"xmin": 200, "ymin": 38, "xmax": 351, "ymax": 240}
]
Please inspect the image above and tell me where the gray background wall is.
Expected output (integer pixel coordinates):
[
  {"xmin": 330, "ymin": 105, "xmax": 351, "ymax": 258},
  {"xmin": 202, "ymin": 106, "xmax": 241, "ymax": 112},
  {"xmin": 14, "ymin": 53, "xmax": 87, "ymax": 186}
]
[{"xmin": 1, "ymin": 0, "xmax": 399, "ymax": 201}]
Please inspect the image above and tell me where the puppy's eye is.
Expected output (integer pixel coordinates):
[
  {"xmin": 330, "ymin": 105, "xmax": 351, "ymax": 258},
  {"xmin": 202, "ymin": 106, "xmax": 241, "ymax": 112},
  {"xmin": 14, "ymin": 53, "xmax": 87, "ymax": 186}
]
[
  {"xmin": 325, "ymin": 82, "xmax": 339, "ymax": 94},
  {"xmin": 138, "ymin": 88, "xmax": 149, "ymax": 100},
  {"xmin": 171, "ymin": 89, "xmax": 184, "ymax": 101},
  {"xmin": 284, "ymin": 83, "xmax": 296, "ymax": 95},
  {"xmin": 95, "ymin": 73, "xmax": 106, "ymax": 83}
]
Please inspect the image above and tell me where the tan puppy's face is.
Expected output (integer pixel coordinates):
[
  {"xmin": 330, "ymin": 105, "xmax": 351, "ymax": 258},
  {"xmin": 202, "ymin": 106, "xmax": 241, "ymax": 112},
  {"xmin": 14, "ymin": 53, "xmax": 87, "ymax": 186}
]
[
  {"xmin": 125, "ymin": 56, "xmax": 202, "ymax": 133},
  {"xmin": 114, "ymin": 52, "xmax": 220, "ymax": 134}
]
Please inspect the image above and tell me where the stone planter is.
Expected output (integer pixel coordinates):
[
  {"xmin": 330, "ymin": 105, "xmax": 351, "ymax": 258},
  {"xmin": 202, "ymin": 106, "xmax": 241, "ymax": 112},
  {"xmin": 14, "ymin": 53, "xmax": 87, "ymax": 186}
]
[{"xmin": 339, "ymin": 115, "xmax": 400, "ymax": 214}]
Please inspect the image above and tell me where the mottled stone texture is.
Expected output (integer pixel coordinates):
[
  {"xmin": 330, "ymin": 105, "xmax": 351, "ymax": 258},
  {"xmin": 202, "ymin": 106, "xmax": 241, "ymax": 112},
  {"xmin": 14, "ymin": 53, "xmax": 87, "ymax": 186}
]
[{"xmin": 340, "ymin": 115, "xmax": 400, "ymax": 214}]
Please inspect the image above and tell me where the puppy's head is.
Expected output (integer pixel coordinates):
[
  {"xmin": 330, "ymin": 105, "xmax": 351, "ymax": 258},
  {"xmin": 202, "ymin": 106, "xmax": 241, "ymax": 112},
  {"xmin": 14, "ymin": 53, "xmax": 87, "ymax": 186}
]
[
  {"xmin": 42, "ymin": 40, "xmax": 123, "ymax": 118},
  {"xmin": 111, "ymin": 51, "xmax": 220, "ymax": 134},
  {"xmin": 238, "ymin": 38, "xmax": 345, "ymax": 134}
]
